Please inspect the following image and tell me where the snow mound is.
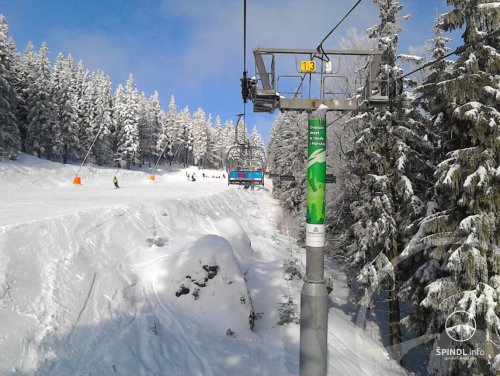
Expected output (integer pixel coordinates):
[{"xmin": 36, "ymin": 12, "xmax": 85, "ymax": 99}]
[{"xmin": 156, "ymin": 235, "xmax": 255, "ymax": 333}]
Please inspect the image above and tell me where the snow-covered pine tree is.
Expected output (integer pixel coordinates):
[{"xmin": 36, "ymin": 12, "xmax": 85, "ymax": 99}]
[
  {"xmin": 204, "ymin": 113, "xmax": 216, "ymax": 168},
  {"xmin": 115, "ymin": 74, "xmax": 140, "ymax": 169},
  {"xmin": 91, "ymin": 71, "xmax": 113, "ymax": 165},
  {"xmin": 156, "ymin": 106, "xmax": 174, "ymax": 165},
  {"xmin": 74, "ymin": 61, "xmax": 93, "ymax": 160},
  {"xmin": 25, "ymin": 42, "xmax": 60, "ymax": 159},
  {"xmin": 267, "ymin": 111, "xmax": 307, "ymax": 214},
  {"xmin": 0, "ymin": 15, "xmax": 20, "ymax": 159},
  {"xmin": 178, "ymin": 106, "xmax": 193, "ymax": 167},
  {"xmin": 145, "ymin": 90, "xmax": 162, "ymax": 163},
  {"xmin": 13, "ymin": 42, "xmax": 37, "ymax": 152},
  {"xmin": 155, "ymin": 94, "xmax": 175, "ymax": 164},
  {"xmin": 211, "ymin": 115, "xmax": 224, "ymax": 169},
  {"xmin": 342, "ymin": 0, "xmax": 432, "ymax": 360},
  {"xmin": 78, "ymin": 70, "xmax": 113, "ymax": 165},
  {"xmin": 324, "ymin": 29, "xmax": 376, "ymax": 249},
  {"xmin": 399, "ymin": 15, "xmax": 455, "ymax": 348},
  {"xmin": 401, "ymin": 2, "xmax": 500, "ymax": 374},
  {"xmin": 235, "ymin": 116, "xmax": 248, "ymax": 145},
  {"xmin": 137, "ymin": 91, "xmax": 150, "ymax": 166},
  {"xmin": 222, "ymin": 119, "xmax": 236, "ymax": 167},
  {"xmin": 51, "ymin": 53, "xmax": 79, "ymax": 163},
  {"xmin": 192, "ymin": 107, "xmax": 208, "ymax": 167},
  {"xmin": 164, "ymin": 95, "xmax": 180, "ymax": 159},
  {"xmin": 250, "ymin": 125, "xmax": 265, "ymax": 150}
]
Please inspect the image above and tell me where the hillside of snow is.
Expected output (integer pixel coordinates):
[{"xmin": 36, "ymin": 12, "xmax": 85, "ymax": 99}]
[{"xmin": 0, "ymin": 155, "xmax": 406, "ymax": 375}]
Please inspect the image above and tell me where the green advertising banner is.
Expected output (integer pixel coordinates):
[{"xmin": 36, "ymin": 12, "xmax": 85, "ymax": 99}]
[
  {"xmin": 306, "ymin": 118, "xmax": 326, "ymax": 224},
  {"xmin": 306, "ymin": 114, "xmax": 326, "ymax": 248}
]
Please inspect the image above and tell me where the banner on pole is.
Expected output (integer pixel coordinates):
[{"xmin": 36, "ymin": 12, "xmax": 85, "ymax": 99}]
[{"xmin": 306, "ymin": 118, "xmax": 326, "ymax": 225}]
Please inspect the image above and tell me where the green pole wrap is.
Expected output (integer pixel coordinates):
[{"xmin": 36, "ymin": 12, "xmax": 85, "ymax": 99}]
[{"xmin": 306, "ymin": 111, "xmax": 326, "ymax": 247}]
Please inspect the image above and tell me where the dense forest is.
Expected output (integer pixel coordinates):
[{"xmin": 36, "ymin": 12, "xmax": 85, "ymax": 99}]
[
  {"xmin": 0, "ymin": 15, "xmax": 264, "ymax": 170},
  {"xmin": 267, "ymin": 0, "xmax": 499, "ymax": 374}
]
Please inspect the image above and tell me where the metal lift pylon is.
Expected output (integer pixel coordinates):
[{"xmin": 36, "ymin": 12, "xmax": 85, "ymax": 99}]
[
  {"xmin": 238, "ymin": 0, "xmax": 396, "ymax": 374},
  {"xmin": 242, "ymin": 46, "xmax": 392, "ymax": 376}
]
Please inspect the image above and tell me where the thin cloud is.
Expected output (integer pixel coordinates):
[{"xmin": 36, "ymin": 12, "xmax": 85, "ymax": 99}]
[
  {"xmin": 158, "ymin": 0, "xmax": 379, "ymax": 91},
  {"xmin": 51, "ymin": 29, "xmax": 129, "ymax": 76}
]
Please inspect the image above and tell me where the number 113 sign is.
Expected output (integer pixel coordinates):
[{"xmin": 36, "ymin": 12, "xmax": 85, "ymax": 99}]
[{"xmin": 300, "ymin": 60, "xmax": 316, "ymax": 73}]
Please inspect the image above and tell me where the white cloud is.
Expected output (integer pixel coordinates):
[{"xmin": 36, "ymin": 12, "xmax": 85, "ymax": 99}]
[
  {"xmin": 158, "ymin": 0, "xmax": 379, "ymax": 91},
  {"xmin": 51, "ymin": 29, "xmax": 129, "ymax": 76}
]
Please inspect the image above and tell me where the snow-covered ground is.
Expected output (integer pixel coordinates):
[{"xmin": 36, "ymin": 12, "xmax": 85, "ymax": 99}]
[{"xmin": 0, "ymin": 155, "xmax": 406, "ymax": 375}]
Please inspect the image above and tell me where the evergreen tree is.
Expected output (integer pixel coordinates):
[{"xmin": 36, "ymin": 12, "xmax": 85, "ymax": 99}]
[
  {"xmin": 156, "ymin": 94, "xmax": 176, "ymax": 163},
  {"xmin": 178, "ymin": 106, "xmax": 192, "ymax": 167},
  {"xmin": 401, "ymin": 2, "xmax": 500, "ymax": 374},
  {"xmin": 250, "ymin": 125, "xmax": 266, "ymax": 164},
  {"xmin": 204, "ymin": 113, "xmax": 215, "ymax": 168},
  {"xmin": 137, "ymin": 91, "xmax": 150, "ymax": 166},
  {"xmin": 342, "ymin": 0, "xmax": 431, "ymax": 360},
  {"xmin": 115, "ymin": 74, "xmax": 140, "ymax": 169},
  {"xmin": 267, "ymin": 112, "xmax": 307, "ymax": 214},
  {"xmin": 14, "ymin": 42, "xmax": 36, "ymax": 152},
  {"xmin": 25, "ymin": 42, "xmax": 59, "ymax": 159},
  {"xmin": 51, "ymin": 53, "xmax": 78, "ymax": 163},
  {"xmin": 222, "ymin": 119, "xmax": 237, "ymax": 169},
  {"xmin": 156, "ymin": 99, "xmax": 174, "ymax": 164},
  {"xmin": 235, "ymin": 116, "xmax": 248, "ymax": 145},
  {"xmin": 212, "ymin": 115, "xmax": 224, "ymax": 169},
  {"xmin": 399, "ymin": 14, "xmax": 455, "ymax": 346},
  {"xmin": 145, "ymin": 90, "xmax": 163, "ymax": 166},
  {"xmin": 0, "ymin": 15, "xmax": 20, "ymax": 159},
  {"xmin": 192, "ymin": 107, "xmax": 208, "ymax": 167},
  {"xmin": 74, "ymin": 61, "xmax": 91, "ymax": 159},
  {"xmin": 91, "ymin": 71, "xmax": 113, "ymax": 165},
  {"xmin": 78, "ymin": 70, "xmax": 113, "ymax": 165},
  {"xmin": 111, "ymin": 83, "xmax": 124, "ymax": 160}
]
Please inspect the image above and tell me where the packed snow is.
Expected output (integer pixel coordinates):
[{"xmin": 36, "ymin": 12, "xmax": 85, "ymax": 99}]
[{"xmin": 0, "ymin": 155, "xmax": 406, "ymax": 375}]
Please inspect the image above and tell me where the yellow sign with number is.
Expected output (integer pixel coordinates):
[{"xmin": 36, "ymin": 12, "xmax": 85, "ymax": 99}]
[{"xmin": 300, "ymin": 60, "xmax": 316, "ymax": 73}]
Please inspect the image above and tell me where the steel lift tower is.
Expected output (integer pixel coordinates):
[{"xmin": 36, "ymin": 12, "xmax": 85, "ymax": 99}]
[{"xmin": 240, "ymin": 2, "xmax": 394, "ymax": 375}]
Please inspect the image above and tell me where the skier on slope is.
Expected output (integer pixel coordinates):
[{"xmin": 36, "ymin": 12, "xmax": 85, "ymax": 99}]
[{"xmin": 113, "ymin": 176, "xmax": 120, "ymax": 188}]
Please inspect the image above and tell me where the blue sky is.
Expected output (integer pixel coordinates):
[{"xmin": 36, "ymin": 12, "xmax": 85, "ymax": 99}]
[{"xmin": 2, "ymin": 0, "xmax": 458, "ymax": 144}]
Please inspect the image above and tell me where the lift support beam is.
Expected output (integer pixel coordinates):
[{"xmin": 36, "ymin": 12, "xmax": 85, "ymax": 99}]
[{"xmin": 248, "ymin": 48, "xmax": 386, "ymax": 113}]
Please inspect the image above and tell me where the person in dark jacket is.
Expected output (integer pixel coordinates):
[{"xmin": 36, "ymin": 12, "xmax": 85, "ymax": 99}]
[{"xmin": 113, "ymin": 176, "xmax": 120, "ymax": 188}]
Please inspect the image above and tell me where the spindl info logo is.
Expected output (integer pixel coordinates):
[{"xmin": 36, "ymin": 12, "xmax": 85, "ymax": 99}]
[
  {"xmin": 351, "ymin": 237, "xmax": 500, "ymax": 375},
  {"xmin": 434, "ymin": 310, "xmax": 485, "ymax": 358},
  {"xmin": 445, "ymin": 310, "xmax": 476, "ymax": 342}
]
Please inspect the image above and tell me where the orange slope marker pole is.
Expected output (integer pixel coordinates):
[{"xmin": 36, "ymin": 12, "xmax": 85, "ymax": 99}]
[
  {"xmin": 74, "ymin": 125, "xmax": 104, "ymax": 185},
  {"xmin": 150, "ymin": 140, "xmax": 172, "ymax": 181}
]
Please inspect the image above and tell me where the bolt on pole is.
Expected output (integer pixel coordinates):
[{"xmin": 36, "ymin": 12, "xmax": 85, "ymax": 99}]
[{"xmin": 300, "ymin": 109, "xmax": 328, "ymax": 376}]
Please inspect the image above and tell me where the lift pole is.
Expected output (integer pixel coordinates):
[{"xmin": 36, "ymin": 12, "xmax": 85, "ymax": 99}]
[
  {"xmin": 241, "ymin": 9, "xmax": 388, "ymax": 375},
  {"xmin": 300, "ymin": 108, "xmax": 328, "ymax": 376}
]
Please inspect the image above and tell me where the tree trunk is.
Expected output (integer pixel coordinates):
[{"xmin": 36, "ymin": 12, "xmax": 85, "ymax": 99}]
[{"xmin": 389, "ymin": 244, "xmax": 401, "ymax": 362}]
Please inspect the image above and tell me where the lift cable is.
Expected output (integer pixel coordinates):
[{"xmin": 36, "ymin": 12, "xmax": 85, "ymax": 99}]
[
  {"xmin": 327, "ymin": 110, "xmax": 352, "ymax": 128},
  {"xmin": 316, "ymin": 0, "xmax": 363, "ymax": 58},
  {"xmin": 243, "ymin": 0, "xmax": 247, "ymax": 75},
  {"xmin": 399, "ymin": 27, "xmax": 500, "ymax": 81},
  {"xmin": 290, "ymin": 0, "xmax": 363, "ymax": 101},
  {"xmin": 325, "ymin": 28, "xmax": 499, "ymax": 128},
  {"xmin": 242, "ymin": 0, "xmax": 251, "ymax": 148}
]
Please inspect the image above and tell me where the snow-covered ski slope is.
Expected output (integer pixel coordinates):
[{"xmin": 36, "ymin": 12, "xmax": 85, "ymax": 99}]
[{"xmin": 0, "ymin": 155, "xmax": 406, "ymax": 376}]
